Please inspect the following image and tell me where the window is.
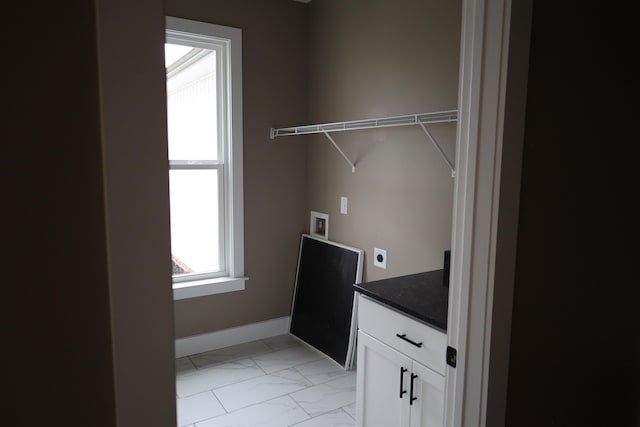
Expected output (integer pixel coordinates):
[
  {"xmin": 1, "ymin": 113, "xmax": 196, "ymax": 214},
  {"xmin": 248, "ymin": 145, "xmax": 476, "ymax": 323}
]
[{"xmin": 165, "ymin": 17, "xmax": 245, "ymax": 299}]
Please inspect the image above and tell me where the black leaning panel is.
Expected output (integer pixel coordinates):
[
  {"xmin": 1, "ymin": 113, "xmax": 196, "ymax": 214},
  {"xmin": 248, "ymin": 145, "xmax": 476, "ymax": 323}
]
[{"xmin": 290, "ymin": 235, "xmax": 360, "ymax": 367}]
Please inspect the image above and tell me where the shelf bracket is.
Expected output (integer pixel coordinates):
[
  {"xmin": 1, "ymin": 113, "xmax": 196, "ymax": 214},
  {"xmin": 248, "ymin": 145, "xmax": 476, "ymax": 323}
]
[
  {"xmin": 417, "ymin": 118, "xmax": 456, "ymax": 177},
  {"xmin": 321, "ymin": 128, "xmax": 356, "ymax": 173}
]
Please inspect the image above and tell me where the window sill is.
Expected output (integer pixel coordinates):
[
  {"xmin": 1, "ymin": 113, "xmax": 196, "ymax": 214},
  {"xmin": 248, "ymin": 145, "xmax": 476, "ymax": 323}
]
[{"xmin": 173, "ymin": 276, "xmax": 248, "ymax": 300}]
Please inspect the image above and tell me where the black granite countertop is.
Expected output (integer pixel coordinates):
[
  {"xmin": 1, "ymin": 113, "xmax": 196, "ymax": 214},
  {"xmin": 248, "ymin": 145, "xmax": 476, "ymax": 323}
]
[{"xmin": 353, "ymin": 270, "xmax": 449, "ymax": 333}]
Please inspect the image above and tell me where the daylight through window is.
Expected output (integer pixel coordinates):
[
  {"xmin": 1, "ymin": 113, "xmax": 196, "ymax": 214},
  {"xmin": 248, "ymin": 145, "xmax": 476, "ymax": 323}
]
[{"xmin": 165, "ymin": 17, "xmax": 244, "ymax": 291}]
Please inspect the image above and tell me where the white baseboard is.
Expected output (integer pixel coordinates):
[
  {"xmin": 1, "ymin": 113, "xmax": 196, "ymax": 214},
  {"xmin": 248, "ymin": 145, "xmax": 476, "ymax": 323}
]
[{"xmin": 175, "ymin": 316, "xmax": 291, "ymax": 358}]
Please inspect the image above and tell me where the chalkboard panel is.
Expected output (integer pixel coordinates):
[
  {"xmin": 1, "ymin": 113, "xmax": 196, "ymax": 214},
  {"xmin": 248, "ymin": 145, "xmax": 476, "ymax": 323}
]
[{"xmin": 290, "ymin": 234, "xmax": 363, "ymax": 369}]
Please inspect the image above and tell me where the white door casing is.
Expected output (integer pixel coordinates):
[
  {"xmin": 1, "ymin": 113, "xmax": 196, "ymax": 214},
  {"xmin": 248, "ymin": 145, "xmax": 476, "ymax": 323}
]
[{"xmin": 445, "ymin": 0, "xmax": 532, "ymax": 426}]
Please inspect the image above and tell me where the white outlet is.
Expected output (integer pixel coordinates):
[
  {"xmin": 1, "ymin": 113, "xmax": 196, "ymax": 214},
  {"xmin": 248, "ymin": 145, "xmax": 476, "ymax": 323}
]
[
  {"xmin": 373, "ymin": 247, "xmax": 387, "ymax": 269},
  {"xmin": 340, "ymin": 196, "xmax": 348, "ymax": 214}
]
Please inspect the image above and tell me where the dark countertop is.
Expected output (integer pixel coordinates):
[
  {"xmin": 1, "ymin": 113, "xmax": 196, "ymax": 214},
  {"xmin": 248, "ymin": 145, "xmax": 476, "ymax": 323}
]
[{"xmin": 354, "ymin": 270, "xmax": 449, "ymax": 333}]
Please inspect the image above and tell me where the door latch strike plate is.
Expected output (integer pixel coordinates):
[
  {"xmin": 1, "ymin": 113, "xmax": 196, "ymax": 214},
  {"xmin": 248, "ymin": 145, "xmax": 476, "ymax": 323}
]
[{"xmin": 446, "ymin": 346, "xmax": 457, "ymax": 368}]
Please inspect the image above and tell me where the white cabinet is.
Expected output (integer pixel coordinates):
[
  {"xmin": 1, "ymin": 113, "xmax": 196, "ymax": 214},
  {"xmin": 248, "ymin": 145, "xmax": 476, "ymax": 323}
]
[
  {"xmin": 408, "ymin": 356, "xmax": 446, "ymax": 427},
  {"xmin": 356, "ymin": 295, "xmax": 446, "ymax": 427}
]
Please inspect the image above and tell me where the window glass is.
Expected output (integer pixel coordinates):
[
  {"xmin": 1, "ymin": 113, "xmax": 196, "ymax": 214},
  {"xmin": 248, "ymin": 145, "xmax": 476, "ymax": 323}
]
[
  {"xmin": 166, "ymin": 45, "xmax": 218, "ymax": 161},
  {"xmin": 168, "ymin": 169, "xmax": 220, "ymax": 275}
]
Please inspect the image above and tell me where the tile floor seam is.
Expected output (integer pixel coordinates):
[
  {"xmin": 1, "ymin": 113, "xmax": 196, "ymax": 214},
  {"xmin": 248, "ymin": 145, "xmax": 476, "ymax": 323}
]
[
  {"xmin": 249, "ymin": 356, "xmax": 270, "ymax": 375},
  {"xmin": 342, "ymin": 405, "xmax": 356, "ymax": 421},
  {"xmin": 211, "ymin": 372, "xmax": 311, "ymax": 412},
  {"xmin": 176, "ymin": 390, "xmax": 225, "ymax": 427},
  {"xmin": 211, "ymin": 392, "xmax": 302, "ymax": 420},
  {"xmin": 186, "ymin": 411, "xmax": 216, "ymax": 426},
  {"xmin": 176, "ymin": 334, "xmax": 356, "ymax": 427},
  {"xmin": 186, "ymin": 356, "xmax": 196, "ymax": 370},
  {"xmin": 188, "ymin": 413, "xmax": 218, "ymax": 426},
  {"xmin": 210, "ymin": 389, "xmax": 230, "ymax": 413},
  {"xmin": 261, "ymin": 338, "xmax": 279, "ymax": 352},
  {"xmin": 291, "ymin": 366, "xmax": 314, "ymax": 385},
  {"xmin": 288, "ymin": 392, "xmax": 313, "ymax": 419},
  {"xmin": 293, "ymin": 365, "xmax": 354, "ymax": 387},
  {"xmin": 209, "ymin": 389, "xmax": 227, "ymax": 416}
]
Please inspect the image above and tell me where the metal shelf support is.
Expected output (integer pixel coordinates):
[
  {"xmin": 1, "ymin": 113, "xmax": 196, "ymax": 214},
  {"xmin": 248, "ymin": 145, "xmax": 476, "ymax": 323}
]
[
  {"xmin": 417, "ymin": 119, "xmax": 456, "ymax": 178},
  {"xmin": 270, "ymin": 110, "xmax": 457, "ymax": 176},
  {"xmin": 321, "ymin": 129, "xmax": 356, "ymax": 173}
]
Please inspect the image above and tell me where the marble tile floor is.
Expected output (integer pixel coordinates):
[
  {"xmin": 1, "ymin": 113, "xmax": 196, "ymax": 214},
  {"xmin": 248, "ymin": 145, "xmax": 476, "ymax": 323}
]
[{"xmin": 175, "ymin": 334, "xmax": 357, "ymax": 427}]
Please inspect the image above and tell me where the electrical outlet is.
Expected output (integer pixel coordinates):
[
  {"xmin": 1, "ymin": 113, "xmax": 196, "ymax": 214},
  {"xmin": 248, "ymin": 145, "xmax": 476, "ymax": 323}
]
[{"xmin": 373, "ymin": 247, "xmax": 387, "ymax": 269}]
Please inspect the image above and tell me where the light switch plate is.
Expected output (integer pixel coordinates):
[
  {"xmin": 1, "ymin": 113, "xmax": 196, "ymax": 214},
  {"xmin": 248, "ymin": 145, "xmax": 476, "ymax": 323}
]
[{"xmin": 340, "ymin": 196, "xmax": 348, "ymax": 214}]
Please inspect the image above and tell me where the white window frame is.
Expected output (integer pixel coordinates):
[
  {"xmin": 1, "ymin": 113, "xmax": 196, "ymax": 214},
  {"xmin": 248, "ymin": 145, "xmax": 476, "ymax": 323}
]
[{"xmin": 165, "ymin": 16, "xmax": 246, "ymax": 300}]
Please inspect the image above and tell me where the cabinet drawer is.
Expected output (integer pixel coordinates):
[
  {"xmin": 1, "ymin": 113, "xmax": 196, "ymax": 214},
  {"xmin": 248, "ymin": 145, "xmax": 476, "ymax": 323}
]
[{"xmin": 358, "ymin": 294, "xmax": 447, "ymax": 375}]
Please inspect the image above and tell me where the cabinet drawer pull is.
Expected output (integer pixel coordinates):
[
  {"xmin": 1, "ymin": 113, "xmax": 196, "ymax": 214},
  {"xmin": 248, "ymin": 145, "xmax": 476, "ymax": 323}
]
[
  {"xmin": 399, "ymin": 367, "xmax": 408, "ymax": 398},
  {"xmin": 396, "ymin": 333, "xmax": 423, "ymax": 348},
  {"xmin": 410, "ymin": 373, "xmax": 418, "ymax": 405}
]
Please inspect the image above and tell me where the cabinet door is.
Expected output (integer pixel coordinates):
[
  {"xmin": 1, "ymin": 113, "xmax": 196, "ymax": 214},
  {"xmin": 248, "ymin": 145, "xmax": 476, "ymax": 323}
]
[
  {"xmin": 408, "ymin": 360, "xmax": 445, "ymax": 427},
  {"xmin": 356, "ymin": 330, "xmax": 411, "ymax": 427}
]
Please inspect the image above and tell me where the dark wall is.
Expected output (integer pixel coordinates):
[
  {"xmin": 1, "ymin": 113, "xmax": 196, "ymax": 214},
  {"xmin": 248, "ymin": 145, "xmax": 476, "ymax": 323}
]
[
  {"xmin": 9, "ymin": 2, "xmax": 116, "ymax": 425},
  {"xmin": 505, "ymin": 2, "xmax": 638, "ymax": 426}
]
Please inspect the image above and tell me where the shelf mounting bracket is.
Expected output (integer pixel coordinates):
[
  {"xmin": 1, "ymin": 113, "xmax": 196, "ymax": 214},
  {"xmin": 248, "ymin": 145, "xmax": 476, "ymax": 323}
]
[
  {"xmin": 321, "ymin": 128, "xmax": 356, "ymax": 173},
  {"xmin": 417, "ymin": 118, "xmax": 456, "ymax": 177}
]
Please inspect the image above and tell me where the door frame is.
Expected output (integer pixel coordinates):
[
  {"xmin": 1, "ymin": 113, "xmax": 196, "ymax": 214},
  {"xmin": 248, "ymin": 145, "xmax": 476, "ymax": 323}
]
[{"xmin": 445, "ymin": 0, "xmax": 533, "ymax": 426}]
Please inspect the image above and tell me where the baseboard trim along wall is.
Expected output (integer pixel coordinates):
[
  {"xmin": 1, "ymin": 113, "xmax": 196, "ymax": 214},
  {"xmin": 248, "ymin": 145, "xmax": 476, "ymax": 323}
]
[{"xmin": 175, "ymin": 316, "xmax": 292, "ymax": 358}]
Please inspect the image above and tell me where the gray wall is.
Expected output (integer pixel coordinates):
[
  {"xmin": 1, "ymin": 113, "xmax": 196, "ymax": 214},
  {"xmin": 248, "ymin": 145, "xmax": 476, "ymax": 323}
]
[
  {"xmin": 169, "ymin": 0, "xmax": 462, "ymax": 339},
  {"xmin": 96, "ymin": 0, "xmax": 177, "ymax": 423},
  {"xmin": 166, "ymin": 0, "xmax": 310, "ymax": 338},
  {"xmin": 306, "ymin": 0, "xmax": 461, "ymax": 281}
]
